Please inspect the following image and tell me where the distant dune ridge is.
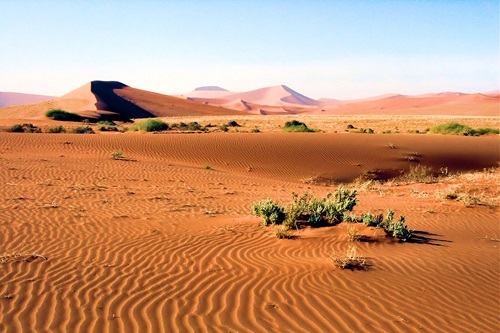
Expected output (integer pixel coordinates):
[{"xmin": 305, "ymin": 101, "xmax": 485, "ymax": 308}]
[
  {"xmin": 0, "ymin": 92, "xmax": 54, "ymax": 107},
  {"xmin": 0, "ymin": 81, "xmax": 498, "ymax": 119}
]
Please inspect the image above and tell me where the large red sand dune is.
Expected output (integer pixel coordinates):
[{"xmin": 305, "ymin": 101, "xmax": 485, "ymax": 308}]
[
  {"xmin": 0, "ymin": 81, "xmax": 242, "ymax": 120},
  {"xmin": 0, "ymin": 132, "xmax": 498, "ymax": 332}
]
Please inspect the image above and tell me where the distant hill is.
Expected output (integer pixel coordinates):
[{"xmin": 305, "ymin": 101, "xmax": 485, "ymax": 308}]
[
  {"xmin": 0, "ymin": 92, "xmax": 54, "ymax": 107},
  {"xmin": 0, "ymin": 81, "xmax": 242, "ymax": 120}
]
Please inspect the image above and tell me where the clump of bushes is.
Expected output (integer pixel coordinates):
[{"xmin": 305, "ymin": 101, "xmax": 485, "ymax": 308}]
[
  {"xmin": 283, "ymin": 120, "xmax": 318, "ymax": 133},
  {"xmin": 429, "ymin": 122, "xmax": 499, "ymax": 136},
  {"xmin": 45, "ymin": 109, "xmax": 82, "ymax": 122},
  {"xmin": 7, "ymin": 123, "xmax": 41, "ymax": 133},
  {"xmin": 252, "ymin": 186, "xmax": 413, "ymax": 242},
  {"xmin": 129, "ymin": 119, "xmax": 169, "ymax": 132},
  {"xmin": 46, "ymin": 125, "xmax": 66, "ymax": 133},
  {"xmin": 71, "ymin": 126, "xmax": 95, "ymax": 134},
  {"xmin": 252, "ymin": 198, "xmax": 286, "ymax": 225}
]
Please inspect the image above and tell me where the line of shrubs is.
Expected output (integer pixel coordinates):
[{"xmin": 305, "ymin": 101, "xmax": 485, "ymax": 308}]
[
  {"xmin": 252, "ymin": 187, "xmax": 413, "ymax": 241},
  {"xmin": 5, "ymin": 123, "xmax": 96, "ymax": 134},
  {"xmin": 428, "ymin": 122, "xmax": 498, "ymax": 136}
]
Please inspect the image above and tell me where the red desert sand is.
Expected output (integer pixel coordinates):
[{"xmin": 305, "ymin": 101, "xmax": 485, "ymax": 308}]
[{"xmin": 0, "ymin": 131, "xmax": 499, "ymax": 333}]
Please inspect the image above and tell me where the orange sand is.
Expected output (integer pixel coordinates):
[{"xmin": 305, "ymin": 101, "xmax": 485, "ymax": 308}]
[{"xmin": 0, "ymin": 132, "xmax": 498, "ymax": 332}]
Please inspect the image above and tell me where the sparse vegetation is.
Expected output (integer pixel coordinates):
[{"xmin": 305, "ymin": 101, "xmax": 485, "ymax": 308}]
[
  {"xmin": 111, "ymin": 150, "xmax": 124, "ymax": 160},
  {"xmin": 46, "ymin": 125, "xmax": 66, "ymax": 133},
  {"xmin": 204, "ymin": 164, "xmax": 212, "ymax": 170},
  {"xmin": 330, "ymin": 245, "xmax": 367, "ymax": 270},
  {"xmin": 71, "ymin": 126, "xmax": 95, "ymax": 134},
  {"xmin": 346, "ymin": 226, "xmax": 361, "ymax": 242},
  {"xmin": 283, "ymin": 120, "xmax": 318, "ymax": 132},
  {"xmin": 396, "ymin": 165, "xmax": 437, "ymax": 184},
  {"xmin": 45, "ymin": 109, "xmax": 83, "ymax": 122},
  {"xmin": 273, "ymin": 225, "xmax": 295, "ymax": 239},
  {"xmin": 429, "ymin": 122, "xmax": 499, "ymax": 136},
  {"xmin": 129, "ymin": 119, "xmax": 169, "ymax": 132},
  {"xmin": 7, "ymin": 123, "xmax": 41, "ymax": 133},
  {"xmin": 0, "ymin": 252, "xmax": 47, "ymax": 264}
]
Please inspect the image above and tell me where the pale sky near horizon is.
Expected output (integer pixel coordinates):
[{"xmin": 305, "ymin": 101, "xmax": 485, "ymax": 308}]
[{"xmin": 1, "ymin": 0, "xmax": 498, "ymax": 99}]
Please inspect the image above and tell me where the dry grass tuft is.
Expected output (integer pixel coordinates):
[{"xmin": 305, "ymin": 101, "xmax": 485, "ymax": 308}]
[
  {"xmin": 0, "ymin": 252, "xmax": 47, "ymax": 264},
  {"xmin": 330, "ymin": 245, "xmax": 367, "ymax": 270}
]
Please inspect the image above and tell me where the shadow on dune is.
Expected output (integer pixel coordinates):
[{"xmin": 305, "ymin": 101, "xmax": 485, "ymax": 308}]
[
  {"xmin": 409, "ymin": 230, "xmax": 452, "ymax": 246},
  {"xmin": 90, "ymin": 81, "xmax": 155, "ymax": 119}
]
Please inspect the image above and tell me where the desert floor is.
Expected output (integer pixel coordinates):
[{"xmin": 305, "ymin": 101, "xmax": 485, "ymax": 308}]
[{"xmin": 0, "ymin": 128, "xmax": 498, "ymax": 333}]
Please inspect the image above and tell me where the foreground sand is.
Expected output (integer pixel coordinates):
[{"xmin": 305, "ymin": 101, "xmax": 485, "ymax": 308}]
[{"xmin": 0, "ymin": 132, "xmax": 498, "ymax": 333}]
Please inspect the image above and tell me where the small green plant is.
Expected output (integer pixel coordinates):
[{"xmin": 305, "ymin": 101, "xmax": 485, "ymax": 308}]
[
  {"xmin": 111, "ymin": 151, "xmax": 124, "ymax": 160},
  {"xmin": 204, "ymin": 164, "xmax": 212, "ymax": 170},
  {"xmin": 283, "ymin": 120, "xmax": 318, "ymax": 133},
  {"xmin": 71, "ymin": 126, "xmax": 95, "ymax": 134},
  {"xmin": 129, "ymin": 119, "xmax": 169, "ymax": 132},
  {"xmin": 252, "ymin": 199, "xmax": 286, "ymax": 226},
  {"xmin": 46, "ymin": 125, "xmax": 66, "ymax": 133},
  {"xmin": 382, "ymin": 210, "xmax": 413, "ymax": 241},
  {"xmin": 251, "ymin": 127, "xmax": 260, "ymax": 133},
  {"xmin": 45, "ymin": 109, "xmax": 82, "ymax": 122},
  {"xmin": 219, "ymin": 124, "xmax": 229, "ymax": 132},
  {"xmin": 97, "ymin": 120, "xmax": 116, "ymax": 126},
  {"xmin": 361, "ymin": 212, "xmax": 384, "ymax": 227},
  {"xmin": 330, "ymin": 245, "xmax": 367, "ymax": 270}
]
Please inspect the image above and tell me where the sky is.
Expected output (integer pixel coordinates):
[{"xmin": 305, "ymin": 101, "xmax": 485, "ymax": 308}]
[{"xmin": 1, "ymin": 0, "xmax": 498, "ymax": 99}]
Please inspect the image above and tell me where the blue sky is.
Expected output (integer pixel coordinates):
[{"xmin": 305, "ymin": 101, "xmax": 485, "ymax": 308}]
[{"xmin": 1, "ymin": 0, "xmax": 498, "ymax": 99}]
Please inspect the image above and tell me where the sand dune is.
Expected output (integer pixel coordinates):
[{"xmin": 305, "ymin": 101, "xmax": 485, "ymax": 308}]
[
  {"xmin": 0, "ymin": 132, "xmax": 498, "ymax": 332},
  {"xmin": 0, "ymin": 81, "xmax": 242, "ymax": 120},
  {"xmin": 0, "ymin": 92, "xmax": 54, "ymax": 107}
]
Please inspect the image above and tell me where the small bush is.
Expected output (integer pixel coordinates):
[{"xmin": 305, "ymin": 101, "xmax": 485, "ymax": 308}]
[
  {"xmin": 7, "ymin": 124, "xmax": 25, "ymax": 133},
  {"xmin": 361, "ymin": 212, "xmax": 384, "ymax": 227},
  {"xmin": 330, "ymin": 245, "xmax": 367, "ymax": 270},
  {"xmin": 204, "ymin": 164, "xmax": 212, "ymax": 170},
  {"xmin": 219, "ymin": 124, "xmax": 229, "ymax": 132},
  {"xmin": 129, "ymin": 119, "xmax": 169, "ymax": 132},
  {"xmin": 252, "ymin": 199, "xmax": 286, "ymax": 226},
  {"xmin": 346, "ymin": 226, "xmax": 361, "ymax": 242},
  {"xmin": 383, "ymin": 210, "xmax": 412, "ymax": 241},
  {"xmin": 111, "ymin": 150, "xmax": 124, "ymax": 160},
  {"xmin": 273, "ymin": 225, "xmax": 294, "ymax": 239},
  {"xmin": 187, "ymin": 122, "xmax": 203, "ymax": 131},
  {"xmin": 283, "ymin": 120, "xmax": 318, "ymax": 133},
  {"xmin": 475, "ymin": 127, "xmax": 499, "ymax": 135},
  {"xmin": 227, "ymin": 120, "xmax": 241, "ymax": 127},
  {"xmin": 7, "ymin": 123, "xmax": 41, "ymax": 133},
  {"xmin": 397, "ymin": 165, "xmax": 436, "ymax": 184},
  {"xmin": 97, "ymin": 120, "xmax": 116, "ymax": 126},
  {"xmin": 251, "ymin": 127, "xmax": 260, "ymax": 133},
  {"xmin": 98, "ymin": 125, "xmax": 119, "ymax": 132},
  {"xmin": 45, "ymin": 109, "xmax": 82, "ymax": 122},
  {"xmin": 71, "ymin": 126, "xmax": 95, "ymax": 134},
  {"xmin": 46, "ymin": 125, "xmax": 66, "ymax": 133},
  {"xmin": 429, "ymin": 123, "xmax": 498, "ymax": 136}
]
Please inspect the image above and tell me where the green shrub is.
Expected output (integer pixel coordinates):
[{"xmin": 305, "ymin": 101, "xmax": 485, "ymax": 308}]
[
  {"xmin": 46, "ymin": 125, "xmax": 66, "ymax": 133},
  {"xmin": 219, "ymin": 124, "xmax": 229, "ymax": 132},
  {"xmin": 97, "ymin": 120, "xmax": 116, "ymax": 126},
  {"xmin": 252, "ymin": 199, "xmax": 286, "ymax": 226},
  {"xmin": 382, "ymin": 210, "xmax": 413, "ymax": 241},
  {"xmin": 283, "ymin": 120, "xmax": 318, "ymax": 133},
  {"xmin": 71, "ymin": 126, "xmax": 95, "ymax": 134},
  {"xmin": 187, "ymin": 121, "xmax": 203, "ymax": 131},
  {"xmin": 129, "ymin": 119, "xmax": 169, "ymax": 132},
  {"xmin": 475, "ymin": 127, "xmax": 499, "ymax": 135},
  {"xmin": 251, "ymin": 127, "xmax": 260, "ymax": 133},
  {"xmin": 98, "ymin": 125, "xmax": 119, "ymax": 132},
  {"xmin": 45, "ymin": 109, "xmax": 82, "ymax": 122},
  {"xmin": 7, "ymin": 123, "xmax": 41, "ymax": 133},
  {"xmin": 7, "ymin": 124, "xmax": 25, "ymax": 133},
  {"xmin": 111, "ymin": 150, "xmax": 124, "ymax": 160},
  {"xmin": 428, "ymin": 122, "xmax": 498, "ymax": 136},
  {"xmin": 361, "ymin": 212, "xmax": 384, "ymax": 227}
]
